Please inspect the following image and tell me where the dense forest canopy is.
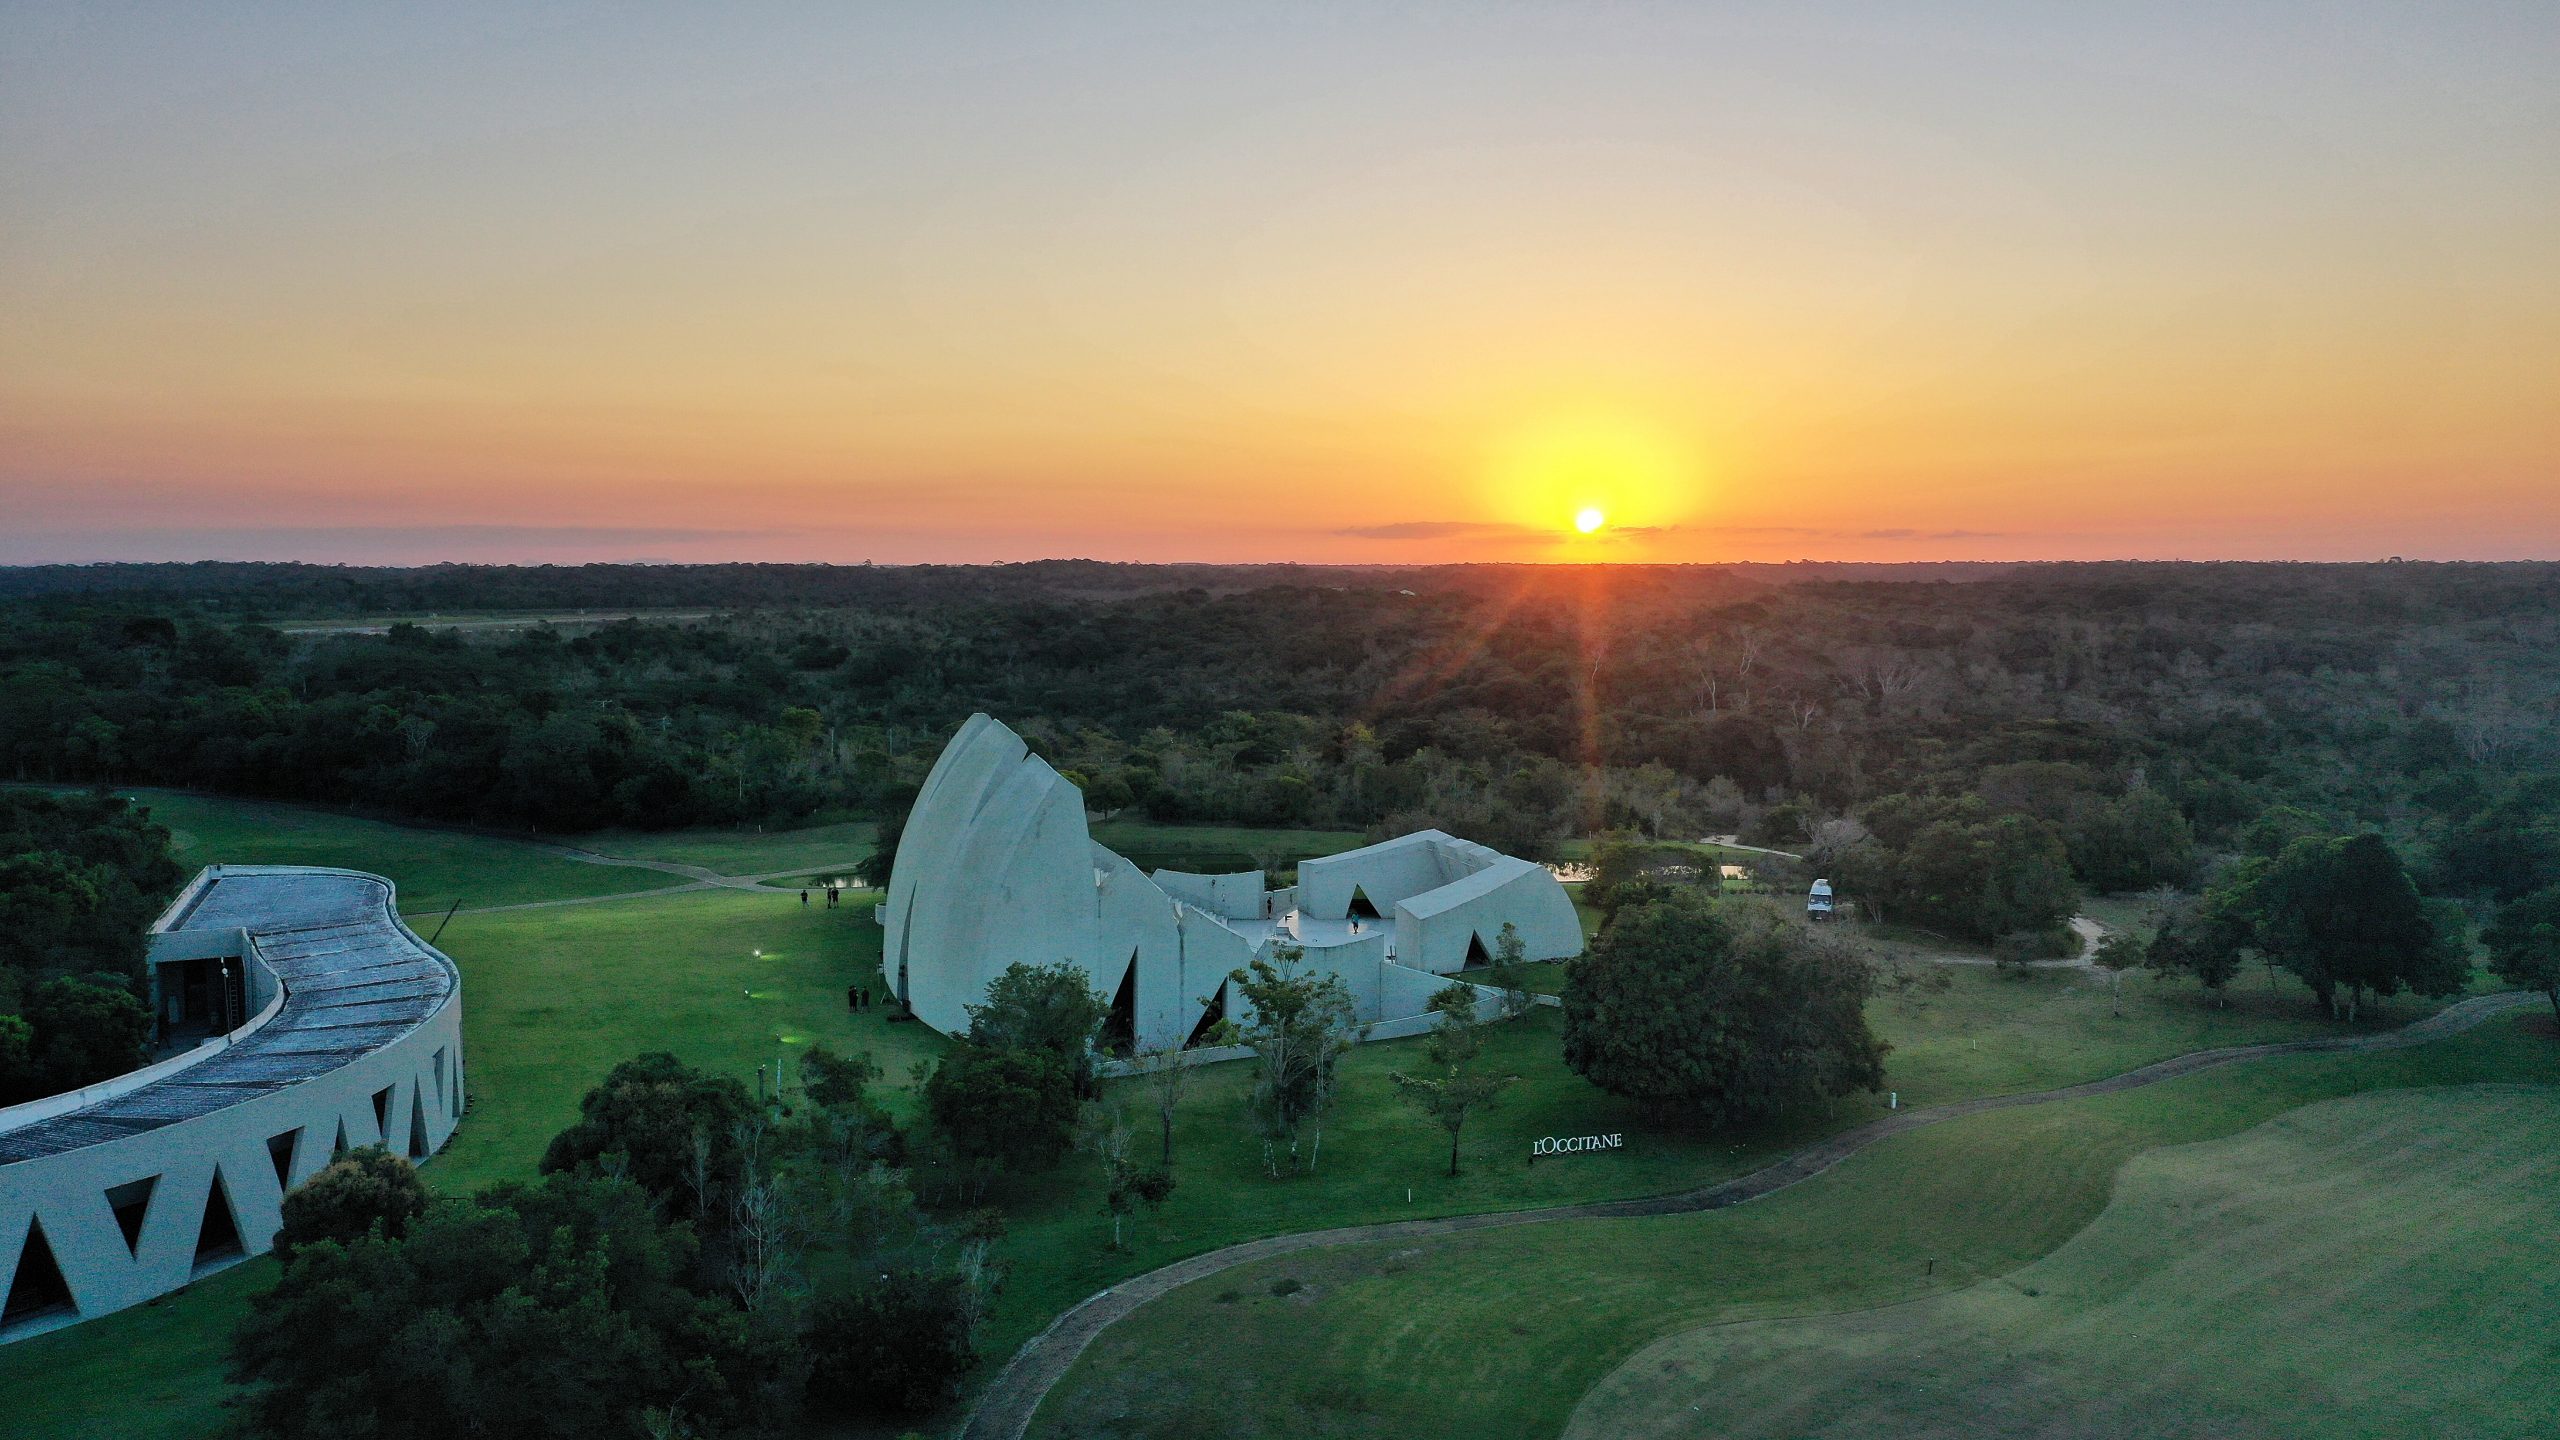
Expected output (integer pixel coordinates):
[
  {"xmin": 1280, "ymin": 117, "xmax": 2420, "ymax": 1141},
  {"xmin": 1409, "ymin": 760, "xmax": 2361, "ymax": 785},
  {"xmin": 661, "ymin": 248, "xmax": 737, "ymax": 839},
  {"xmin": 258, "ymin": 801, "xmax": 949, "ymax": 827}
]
[{"xmin": 1, "ymin": 560, "xmax": 2554, "ymax": 907}]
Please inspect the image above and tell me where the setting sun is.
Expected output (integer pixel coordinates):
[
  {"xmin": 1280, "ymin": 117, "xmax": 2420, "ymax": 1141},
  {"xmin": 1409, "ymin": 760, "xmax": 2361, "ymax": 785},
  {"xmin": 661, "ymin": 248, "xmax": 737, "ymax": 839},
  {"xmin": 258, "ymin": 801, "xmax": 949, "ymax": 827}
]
[{"xmin": 1574, "ymin": 508, "xmax": 1606, "ymax": 534}]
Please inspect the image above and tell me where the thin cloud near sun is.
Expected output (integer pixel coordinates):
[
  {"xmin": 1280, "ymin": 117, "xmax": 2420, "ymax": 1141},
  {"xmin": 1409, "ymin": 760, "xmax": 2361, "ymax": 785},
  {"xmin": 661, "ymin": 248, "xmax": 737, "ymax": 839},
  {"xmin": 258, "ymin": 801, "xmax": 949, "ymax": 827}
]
[{"xmin": 1332, "ymin": 520, "xmax": 1683, "ymax": 544}]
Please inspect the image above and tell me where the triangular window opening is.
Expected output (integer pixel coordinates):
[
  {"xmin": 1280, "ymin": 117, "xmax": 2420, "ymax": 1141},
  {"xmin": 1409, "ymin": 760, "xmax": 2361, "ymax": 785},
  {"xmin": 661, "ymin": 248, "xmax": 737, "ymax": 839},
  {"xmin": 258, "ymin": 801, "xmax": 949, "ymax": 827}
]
[
  {"xmin": 105, "ymin": 1176, "xmax": 158, "ymax": 1257},
  {"xmin": 431, "ymin": 1047, "xmax": 447, "ymax": 1109},
  {"xmin": 1463, "ymin": 932, "xmax": 1494, "ymax": 970},
  {"xmin": 4, "ymin": 1218, "xmax": 74, "ymax": 1326},
  {"xmin": 1184, "ymin": 983, "xmax": 1229, "ymax": 1050},
  {"xmin": 268, "ymin": 1129, "xmax": 302, "ymax": 1192},
  {"xmin": 1098, "ymin": 954, "xmax": 1138, "ymax": 1057},
  {"xmin": 192, "ymin": 1170, "xmax": 245, "ymax": 1271},
  {"xmin": 1346, "ymin": 887, "xmax": 1384, "ymax": 920},
  {"xmin": 407, "ymin": 1081, "xmax": 431, "ymax": 1160},
  {"xmin": 331, "ymin": 1117, "xmax": 351, "ymax": 1160},
  {"xmin": 371, "ymin": 1084, "xmax": 394, "ymax": 1141}
]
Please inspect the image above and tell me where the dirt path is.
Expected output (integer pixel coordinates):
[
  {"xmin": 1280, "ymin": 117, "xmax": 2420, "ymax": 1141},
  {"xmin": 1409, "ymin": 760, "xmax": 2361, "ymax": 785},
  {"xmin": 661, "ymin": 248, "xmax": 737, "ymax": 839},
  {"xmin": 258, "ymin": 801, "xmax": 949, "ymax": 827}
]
[
  {"xmin": 446, "ymin": 847, "xmax": 875, "ymax": 916},
  {"xmin": 955, "ymin": 990, "xmax": 2535, "ymax": 1440},
  {"xmin": 1913, "ymin": 913, "xmax": 2110, "ymax": 970}
]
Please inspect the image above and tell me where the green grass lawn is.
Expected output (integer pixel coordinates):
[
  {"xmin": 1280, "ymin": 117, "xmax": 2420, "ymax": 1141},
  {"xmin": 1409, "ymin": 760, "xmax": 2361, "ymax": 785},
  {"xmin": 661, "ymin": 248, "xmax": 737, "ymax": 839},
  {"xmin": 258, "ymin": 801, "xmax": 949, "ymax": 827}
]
[
  {"xmin": 1027, "ymin": 1014, "xmax": 2560, "ymax": 1440},
  {"xmin": 106, "ymin": 788, "xmax": 688, "ymax": 913},
  {"xmin": 972, "ymin": 959, "xmax": 2459, "ymax": 1372},
  {"xmin": 1568, "ymin": 1082, "xmax": 2560, "ymax": 1439},
  {"xmin": 568, "ymin": 819, "xmax": 880, "ymax": 877},
  {"xmin": 425, "ymin": 885, "xmax": 937, "ymax": 1194}
]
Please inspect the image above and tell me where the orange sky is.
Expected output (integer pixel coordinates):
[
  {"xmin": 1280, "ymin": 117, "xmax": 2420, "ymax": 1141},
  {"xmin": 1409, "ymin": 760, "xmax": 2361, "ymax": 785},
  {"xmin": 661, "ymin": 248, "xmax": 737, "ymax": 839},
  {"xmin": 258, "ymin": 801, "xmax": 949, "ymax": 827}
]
[{"xmin": 3, "ymin": 6, "xmax": 2554, "ymax": 565}]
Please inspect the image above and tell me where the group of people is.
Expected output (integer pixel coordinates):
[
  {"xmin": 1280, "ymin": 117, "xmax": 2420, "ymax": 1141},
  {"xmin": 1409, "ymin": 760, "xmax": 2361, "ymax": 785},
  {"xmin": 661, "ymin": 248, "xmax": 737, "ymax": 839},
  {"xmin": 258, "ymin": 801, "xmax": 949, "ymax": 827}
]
[{"xmin": 800, "ymin": 885, "xmax": 851, "ymax": 908}]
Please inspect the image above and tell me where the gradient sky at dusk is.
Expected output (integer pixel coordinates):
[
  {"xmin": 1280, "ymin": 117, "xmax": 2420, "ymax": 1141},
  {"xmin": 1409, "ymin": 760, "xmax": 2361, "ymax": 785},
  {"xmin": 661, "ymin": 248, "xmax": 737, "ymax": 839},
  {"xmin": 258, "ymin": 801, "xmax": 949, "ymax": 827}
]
[{"xmin": 4, "ymin": 3, "xmax": 2553, "ymax": 565}]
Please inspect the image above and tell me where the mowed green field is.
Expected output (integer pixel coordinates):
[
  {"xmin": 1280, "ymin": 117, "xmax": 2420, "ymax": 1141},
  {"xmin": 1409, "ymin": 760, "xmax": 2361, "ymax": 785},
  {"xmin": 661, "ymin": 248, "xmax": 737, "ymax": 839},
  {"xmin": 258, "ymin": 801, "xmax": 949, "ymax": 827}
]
[
  {"xmin": 1568, "ymin": 1084, "xmax": 2560, "ymax": 1440},
  {"xmin": 975, "ymin": 961, "xmax": 2455, "ymax": 1367},
  {"xmin": 568, "ymin": 819, "xmax": 879, "ymax": 878},
  {"xmin": 1027, "ymin": 1016, "xmax": 2559, "ymax": 1440},
  {"xmin": 421, "ymin": 886, "xmax": 931, "ymax": 1194},
  {"xmin": 118, "ymin": 788, "xmax": 689, "ymax": 913}
]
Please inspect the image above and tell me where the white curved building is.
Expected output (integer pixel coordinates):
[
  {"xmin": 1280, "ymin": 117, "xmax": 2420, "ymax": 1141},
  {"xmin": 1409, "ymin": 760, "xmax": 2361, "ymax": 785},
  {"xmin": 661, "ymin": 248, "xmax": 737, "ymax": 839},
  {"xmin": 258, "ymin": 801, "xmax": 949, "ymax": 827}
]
[
  {"xmin": 0, "ymin": 866, "xmax": 463, "ymax": 1341},
  {"xmin": 879, "ymin": 715, "xmax": 1583, "ymax": 1054}
]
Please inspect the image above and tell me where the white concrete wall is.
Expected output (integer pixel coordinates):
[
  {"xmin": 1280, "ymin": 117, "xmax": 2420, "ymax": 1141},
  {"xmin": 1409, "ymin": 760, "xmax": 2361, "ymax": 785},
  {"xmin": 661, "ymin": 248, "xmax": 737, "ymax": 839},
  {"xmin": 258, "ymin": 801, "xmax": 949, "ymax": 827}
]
[
  {"xmin": 1296, "ymin": 831, "xmax": 1469, "ymax": 920},
  {"xmin": 1093, "ymin": 847, "xmax": 1188, "ymax": 1053},
  {"xmin": 1149, "ymin": 869, "xmax": 1265, "ymax": 921},
  {"xmin": 0, "ymin": 868, "xmax": 463, "ymax": 1343},
  {"xmin": 1395, "ymin": 857, "xmax": 1585, "ymax": 974}
]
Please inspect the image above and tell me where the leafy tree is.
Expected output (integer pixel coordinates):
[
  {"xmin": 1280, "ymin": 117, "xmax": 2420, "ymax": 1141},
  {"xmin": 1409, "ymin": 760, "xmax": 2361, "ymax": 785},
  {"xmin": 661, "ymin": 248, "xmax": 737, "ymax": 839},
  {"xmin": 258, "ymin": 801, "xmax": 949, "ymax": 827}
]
[
  {"xmin": 853, "ymin": 810, "xmax": 903, "ymax": 889},
  {"xmin": 0, "ymin": 1014, "xmax": 29, "ymax": 1098},
  {"xmin": 2090, "ymin": 931, "xmax": 2145, "ymax": 1016},
  {"xmin": 274, "ymin": 1146, "xmax": 429, "ymax": 1264},
  {"xmin": 2484, "ymin": 886, "xmax": 2560, "ymax": 1023},
  {"xmin": 799, "ymin": 1042, "xmax": 882, "ymax": 1110},
  {"xmin": 231, "ymin": 1173, "xmax": 777, "ymax": 1440},
  {"xmin": 539, "ymin": 1052, "xmax": 756, "ymax": 1222},
  {"xmin": 923, "ymin": 1042, "xmax": 1081, "ymax": 1191},
  {"xmin": 2144, "ymin": 889, "xmax": 2250, "ymax": 1005},
  {"xmin": 804, "ymin": 1268, "xmax": 979, "ymax": 1417},
  {"xmin": 2230, "ymin": 835, "xmax": 2465, "ymax": 1020},
  {"xmin": 1390, "ymin": 982, "xmax": 1519, "ymax": 1176},
  {"xmin": 1580, "ymin": 832, "xmax": 1649, "ymax": 920},
  {"xmin": 1991, "ymin": 930, "xmax": 2049, "ymax": 974},
  {"xmin": 17, "ymin": 974, "xmax": 152, "ymax": 1101},
  {"xmin": 1483, "ymin": 920, "xmax": 1539, "ymax": 1020},
  {"xmin": 1131, "ymin": 1042, "xmax": 1193, "ymax": 1168},
  {"xmin": 1843, "ymin": 797, "xmax": 2079, "ymax": 945},
  {"xmin": 1561, "ymin": 892, "xmax": 1887, "ymax": 1126},
  {"xmin": 1230, "ymin": 946, "xmax": 1358, "ymax": 1176},
  {"xmin": 1078, "ymin": 1105, "xmax": 1176, "ymax": 1249},
  {"xmin": 962, "ymin": 960, "xmax": 1108, "ymax": 1095},
  {"xmin": 2068, "ymin": 788, "xmax": 2198, "ymax": 892}
]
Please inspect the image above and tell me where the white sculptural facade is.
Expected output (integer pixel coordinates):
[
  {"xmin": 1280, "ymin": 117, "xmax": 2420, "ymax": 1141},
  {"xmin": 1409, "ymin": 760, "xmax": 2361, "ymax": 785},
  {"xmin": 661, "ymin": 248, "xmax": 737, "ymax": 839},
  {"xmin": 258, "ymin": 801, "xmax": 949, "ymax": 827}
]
[{"xmin": 879, "ymin": 714, "xmax": 1584, "ymax": 1052}]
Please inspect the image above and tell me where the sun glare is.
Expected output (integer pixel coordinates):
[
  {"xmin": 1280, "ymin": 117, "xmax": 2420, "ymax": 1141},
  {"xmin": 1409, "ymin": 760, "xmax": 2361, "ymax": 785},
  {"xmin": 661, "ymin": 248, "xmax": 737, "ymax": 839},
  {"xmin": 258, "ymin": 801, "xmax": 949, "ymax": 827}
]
[{"xmin": 1484, "ymin": 413, "xmax": 1694, "ymax": 551}]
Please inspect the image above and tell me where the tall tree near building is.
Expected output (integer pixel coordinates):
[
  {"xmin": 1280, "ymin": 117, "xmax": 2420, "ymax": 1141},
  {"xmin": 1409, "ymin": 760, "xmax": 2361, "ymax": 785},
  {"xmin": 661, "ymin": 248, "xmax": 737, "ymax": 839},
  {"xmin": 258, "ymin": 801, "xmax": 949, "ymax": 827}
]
[
  {"xmin": 2485, "ymin": 886, "xmax": 2560, "ymax": 1023},
  {"xmin": 1562, "ymin": 892, "xmax": 1886, "ymax": 1126},
  {"xmin": 962, "ymin": 960, "xmax": 1108, "ymax": 1096},
  {"xmin": 1230, "ymin": 946, "xmax": 1358, "ymax": 1177},
  {"xmin": 1391, "ymin": 982, "xmax": 1519, "ymax": 1176}
]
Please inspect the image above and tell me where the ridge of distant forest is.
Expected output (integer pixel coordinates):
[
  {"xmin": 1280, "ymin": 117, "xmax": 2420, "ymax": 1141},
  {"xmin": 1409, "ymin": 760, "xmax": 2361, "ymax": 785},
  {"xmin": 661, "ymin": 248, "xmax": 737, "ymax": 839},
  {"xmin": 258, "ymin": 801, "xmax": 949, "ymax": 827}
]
[{"xmin": 2, "ymin": 560, "xmax": 2553, "ymax": 906}]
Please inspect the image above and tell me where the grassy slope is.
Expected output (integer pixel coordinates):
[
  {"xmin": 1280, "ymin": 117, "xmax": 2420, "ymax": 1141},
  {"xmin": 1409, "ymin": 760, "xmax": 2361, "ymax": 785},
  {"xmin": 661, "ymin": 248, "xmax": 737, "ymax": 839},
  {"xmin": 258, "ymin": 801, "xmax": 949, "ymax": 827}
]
[
  {"xmin": 569, "ymin": 820, "xmax": 879, "ymax": 877},
  {"xmin": 120, "ymin": 788, "xmax": 685, "ymax": 912},
  {"xmin": 1570, "ymin": 1084, "xmax": 2560, "ymax": 1440},
  {"xmin": 978, "ymin": 962, "xmax": 2451, "ymax": 1367},
  {"xmin": 423, "ymin": 886, "xmax": 935, "ymax": 1195},
  {"xmin": 1028, "ymin": 1016, "xmax": 2559, "ymax": 1440}
]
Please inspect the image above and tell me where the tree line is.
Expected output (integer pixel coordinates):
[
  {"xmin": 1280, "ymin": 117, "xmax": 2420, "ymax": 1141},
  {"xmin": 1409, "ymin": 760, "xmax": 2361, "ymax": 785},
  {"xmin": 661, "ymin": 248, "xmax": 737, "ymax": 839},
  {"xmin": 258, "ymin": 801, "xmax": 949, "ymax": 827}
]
[{"xmin": 0, "ymin": 792, "xmax": 179, "ymax": 1102}]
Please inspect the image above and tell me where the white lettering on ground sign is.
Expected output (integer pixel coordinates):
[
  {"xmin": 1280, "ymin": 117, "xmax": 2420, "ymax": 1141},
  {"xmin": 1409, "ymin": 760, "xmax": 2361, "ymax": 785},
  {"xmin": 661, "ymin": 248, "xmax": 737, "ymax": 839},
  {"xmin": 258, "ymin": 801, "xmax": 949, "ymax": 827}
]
[{"xmin": 1529, "ymin": 1133, "xmax": 1625, "ymax": 1157}]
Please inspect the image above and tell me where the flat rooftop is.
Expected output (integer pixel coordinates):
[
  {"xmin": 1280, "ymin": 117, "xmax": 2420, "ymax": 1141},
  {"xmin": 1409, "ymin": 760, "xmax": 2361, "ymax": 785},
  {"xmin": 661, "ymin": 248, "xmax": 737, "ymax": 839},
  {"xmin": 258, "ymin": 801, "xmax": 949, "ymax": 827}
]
[{"xmin": 0, "ymin": 869, "xmax": 456, "ymax": 1165}]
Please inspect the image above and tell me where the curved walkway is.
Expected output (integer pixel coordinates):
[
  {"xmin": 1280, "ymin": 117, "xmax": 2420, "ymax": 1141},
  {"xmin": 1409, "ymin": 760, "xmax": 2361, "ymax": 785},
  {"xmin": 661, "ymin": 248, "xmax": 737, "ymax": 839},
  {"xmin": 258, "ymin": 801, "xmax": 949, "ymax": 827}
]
[{"xmin": 958, "ymin": 989, "xmax": 2536, "ymax": 1440}]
